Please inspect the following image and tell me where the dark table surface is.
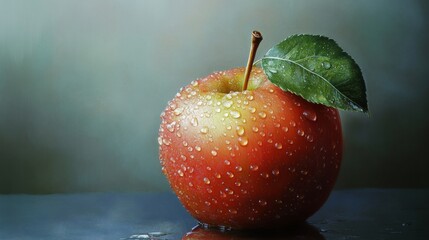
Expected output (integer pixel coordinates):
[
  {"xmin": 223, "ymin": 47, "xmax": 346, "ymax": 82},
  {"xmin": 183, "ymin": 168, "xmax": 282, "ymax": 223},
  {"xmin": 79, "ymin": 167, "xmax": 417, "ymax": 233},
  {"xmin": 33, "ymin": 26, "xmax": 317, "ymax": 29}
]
[{"xmin": 0, "ymin": 189, "xmax": 428, "ymax": 240}]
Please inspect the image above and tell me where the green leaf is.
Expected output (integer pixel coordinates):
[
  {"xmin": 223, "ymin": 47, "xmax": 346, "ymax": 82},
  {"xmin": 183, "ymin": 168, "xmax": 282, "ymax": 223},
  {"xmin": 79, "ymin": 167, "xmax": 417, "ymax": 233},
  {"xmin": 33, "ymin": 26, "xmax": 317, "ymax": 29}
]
[{"xmin": 261, "ymin": 34, "xmax": 368, "ymax": 112}]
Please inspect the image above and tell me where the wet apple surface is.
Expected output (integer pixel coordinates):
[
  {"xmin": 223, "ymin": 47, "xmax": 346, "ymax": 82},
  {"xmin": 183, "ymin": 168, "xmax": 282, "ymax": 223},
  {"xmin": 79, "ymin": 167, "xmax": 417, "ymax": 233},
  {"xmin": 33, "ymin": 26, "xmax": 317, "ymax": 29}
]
[
  {"xmin": 159, "ymin": 67, "xmax": 342, "ymax": 229},
  {"xmin": 159, "ymin": 31, "xmax": 369, "ymax": 230}
]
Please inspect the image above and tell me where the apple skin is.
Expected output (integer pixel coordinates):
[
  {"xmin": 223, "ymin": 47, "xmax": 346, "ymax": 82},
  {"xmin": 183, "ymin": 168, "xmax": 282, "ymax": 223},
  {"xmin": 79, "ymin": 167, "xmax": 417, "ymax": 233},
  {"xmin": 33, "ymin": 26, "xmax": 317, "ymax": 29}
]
[{"xmin": 159, "ymin": 67, "xmax": 342, "ymax": 229}]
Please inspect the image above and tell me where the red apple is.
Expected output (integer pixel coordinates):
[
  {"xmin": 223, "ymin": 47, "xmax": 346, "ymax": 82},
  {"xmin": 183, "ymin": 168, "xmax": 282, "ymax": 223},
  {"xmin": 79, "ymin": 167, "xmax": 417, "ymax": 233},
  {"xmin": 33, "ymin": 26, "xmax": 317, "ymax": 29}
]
[{"xmin": 158, "ymin": 67, "xmax": 342, "ymax": 229}]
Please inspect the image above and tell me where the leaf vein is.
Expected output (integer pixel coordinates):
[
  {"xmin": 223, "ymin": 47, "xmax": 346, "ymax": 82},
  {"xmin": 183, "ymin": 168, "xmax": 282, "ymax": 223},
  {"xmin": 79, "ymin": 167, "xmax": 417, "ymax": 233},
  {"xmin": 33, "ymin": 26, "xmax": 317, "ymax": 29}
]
[{"xmin": 262, "ymin": 56, "xmax": 362, "ymax": 110}]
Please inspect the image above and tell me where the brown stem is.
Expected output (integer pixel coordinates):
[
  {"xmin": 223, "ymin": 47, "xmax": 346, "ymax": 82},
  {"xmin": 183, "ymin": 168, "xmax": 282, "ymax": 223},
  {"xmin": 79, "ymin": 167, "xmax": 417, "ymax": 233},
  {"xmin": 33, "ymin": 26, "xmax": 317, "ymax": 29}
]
[{"xmin": 242, "ymin": 31, "xmax": 263, "ymax": 91}]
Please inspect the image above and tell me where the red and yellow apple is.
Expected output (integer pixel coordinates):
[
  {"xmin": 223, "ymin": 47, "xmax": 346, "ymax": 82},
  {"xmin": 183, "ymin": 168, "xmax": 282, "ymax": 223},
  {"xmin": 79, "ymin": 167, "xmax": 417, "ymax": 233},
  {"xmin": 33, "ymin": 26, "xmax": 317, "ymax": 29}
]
[{"xmin": 158, "ymin": 67, "xmax": 342, "ymax": 229}]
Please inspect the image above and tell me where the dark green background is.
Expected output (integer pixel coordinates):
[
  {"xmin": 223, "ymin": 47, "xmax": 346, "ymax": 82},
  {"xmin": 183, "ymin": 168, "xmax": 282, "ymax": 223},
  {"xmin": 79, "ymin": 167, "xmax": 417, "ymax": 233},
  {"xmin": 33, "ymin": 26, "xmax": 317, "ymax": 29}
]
[{"xmin": 1, "ymin": 0, "xmax": 428, "ymax": 193}]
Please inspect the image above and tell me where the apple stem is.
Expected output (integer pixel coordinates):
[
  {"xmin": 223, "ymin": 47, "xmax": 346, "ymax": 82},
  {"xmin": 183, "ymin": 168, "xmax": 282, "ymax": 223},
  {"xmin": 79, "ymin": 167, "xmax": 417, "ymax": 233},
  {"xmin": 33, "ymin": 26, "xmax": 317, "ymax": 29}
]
[{"xmin": 243, "ymin": 31, "xmax": 263, "ymax": 91}]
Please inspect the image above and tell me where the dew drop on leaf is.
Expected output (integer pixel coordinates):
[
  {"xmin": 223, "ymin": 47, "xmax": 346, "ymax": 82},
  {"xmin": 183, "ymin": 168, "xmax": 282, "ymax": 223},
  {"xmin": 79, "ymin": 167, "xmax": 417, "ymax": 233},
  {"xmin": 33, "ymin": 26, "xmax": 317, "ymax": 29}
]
[{"xmin": 322, "ymin": 61, "xmax": 331, "ymax": 69}]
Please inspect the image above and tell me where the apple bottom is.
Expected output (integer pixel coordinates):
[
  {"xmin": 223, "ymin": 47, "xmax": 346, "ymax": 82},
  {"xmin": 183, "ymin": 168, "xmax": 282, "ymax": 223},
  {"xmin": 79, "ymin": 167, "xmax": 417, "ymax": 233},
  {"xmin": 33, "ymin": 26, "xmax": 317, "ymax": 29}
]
[{"xmin": 175, "ymin": 163, "xmax": 338, "ymax": 230}]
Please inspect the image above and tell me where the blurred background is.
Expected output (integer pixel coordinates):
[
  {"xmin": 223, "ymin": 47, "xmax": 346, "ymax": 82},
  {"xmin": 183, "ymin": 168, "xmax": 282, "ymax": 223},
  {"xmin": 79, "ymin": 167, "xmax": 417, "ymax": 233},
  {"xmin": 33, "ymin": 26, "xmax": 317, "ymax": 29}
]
[{"xmin": 0, "ymin": 0, "xmax": 428, "ymax": 194}]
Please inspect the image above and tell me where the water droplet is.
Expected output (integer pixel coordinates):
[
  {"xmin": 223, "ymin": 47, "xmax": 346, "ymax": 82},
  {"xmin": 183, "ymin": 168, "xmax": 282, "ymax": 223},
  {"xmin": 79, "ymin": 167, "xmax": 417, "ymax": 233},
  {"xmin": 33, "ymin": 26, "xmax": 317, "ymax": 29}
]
[
  {"xmin": 302, "ymin": 110, "xmax": 317, "ymax": 121},
  {"xmin": 162, "ymin": 138, "xmax": 171, "ymax": 146},
  {"xmin": 250, "ymin": 165, "xmax": 259, "ymax": 171},
  {"xmin": 247, "ymin": 95, "xmax": 254, "ymax": 101},
  {"xmin": 157, "ymin": 137, "xmax": 163, "ymax": 145},
  {"xmin": 203, "ymin": 177, "xmax": 211, "ymax": 184},
  {"xmin": 252, "ymin": 126, "xmax": 259, "ymax": 132},
  {"xmin": 267, "ymin": 139, "xmax": 273, "ymax": 143},
  {"xmin": 272, "ymin": 169, "xmax": 280, "ymax": 175},
  {"xmin": 235, "ymin": 181, "xmax": 241, "ymax": 186},
  {"xmin": 306, "ymin": 135, "xmax": 314, "ymax": 142},
  {"xmin": 191, "ymin": 80, "xmax": 198, "ymax": 86},
  {"xmin": 182, "ymin": 141, "xmax": 188, "ymax": 147},
  {"xmin": 297, "ymin": 194, "xmax": 305, "ymax": 200},
  {"xmin": 274, "ymin": 143, "xmax": 283, "ymax": 149},
  {"xmin": 211, "ymin": 150, "xmax": 218, "ymax": 156},
  {"xmin": 229, "ymin": 209, "xmax": 237, "ymax": 214},
  {"xmin": 236, "ymin": 125, "xmax": 245, "ymax": 136},
  {"xmin": 235, "ymin": 166, "xmax": 243, "ymax": 172},
  {"xmin": 238, "ymin": 137, "xmax": 249, "ymax": 146},
  {"xmin": 230, "ymin": 111, "xmax": 241, "ymax": 119},
  {"xmin": 290, "ymin": 121, "xmax": 296, "ymax": 127},
  {"xmin": 226, "ymin": 172, "xmax": 234, "ymax": 178},
  {"xmin": 200, "ymin": 126, "xmax": 209, "ymax": 134},
  {"xmin": 188, "ymin": 182, "xmax": 193, "ymax": 187},
  {"xmin": 258, "ymin": 112, "xmax": 267, "ymax": 118},
  {"xmin": 248, "ymin": 107, "xmax": 256, "ymax": 113},
  {"xmin": 297, "ymin": 129, "xmax": 305, "ymax": 136},
  {"xmin": 180, "ymin": 155, "xmax": 187, "ymax": 161},
  {"xmin": 261, "ymin": 172, "xmax": 270, "ymax": 178},
  {"xmin": 173, "ymin": 108, "xmax": 184, "ymax": 116},
  {"xmin": 207, "ymin": 188, "xmax": 213, "ymax": 193},
  {"xmin": 205, "ymin": 201, "xmax": 211, "ymax": 206},
  {"xmin": 166, "ymin": 121, "xmax": 176, "ymax": 132},
  {"xmin": 322, "ymin": 61, "xmax": 331, "ymax": 69},
  {"xmin": 223, "ymin": 100, "xmax": 233, "ymax": 108},
  {"xmin": 282, "ymin": 126, "xmax": 289, "ymax": 132},
  {"xmin": 259, "ymin": 200, "xmax": 267, "ymax": 206},
  {"xmin": 269, "ymin": 89, "xmax": 274, "ymax": 93},
  {"xmin": 215, "ymin": 173, "xmax": 221, "ymax": 178},
  {"xmin": 257, "ymin": 141, "xmax": 263, "ymax": 146},
  {"xmin": 177, "ymin": 170, "xmax": 184, "ymax": 177},
  {"xmin": 169, "ymin": 102, "xmax": 177, "ymax": 110},
  {"xmin": 224, "ymin": 160, "xmax": 231, "ymax": 165},
  {"xmin": 195, "ymin": 146, "xmax": 201, "ymax": 151},
  {"xmin": 190, "ymin": 117, "xmax": 199, "ymax": 127}
]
